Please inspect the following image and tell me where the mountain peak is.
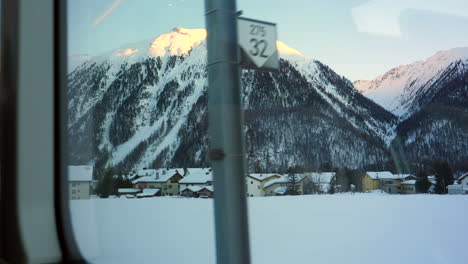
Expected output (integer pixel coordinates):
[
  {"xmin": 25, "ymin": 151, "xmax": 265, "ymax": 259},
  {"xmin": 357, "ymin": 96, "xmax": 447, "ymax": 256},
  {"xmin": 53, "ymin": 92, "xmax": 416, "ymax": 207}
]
[{"xmin": 149, "ymin": 28, "xmax": 207, "ymax": 57}]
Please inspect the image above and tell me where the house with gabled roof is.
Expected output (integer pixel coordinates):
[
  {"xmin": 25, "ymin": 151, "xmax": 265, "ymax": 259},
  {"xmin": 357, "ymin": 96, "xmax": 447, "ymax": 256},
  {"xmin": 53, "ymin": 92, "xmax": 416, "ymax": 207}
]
[
  {"xmin": 132, "ymin": 168, "xmax": 183, "ymax": 196},
  {"xmin": 179, "ymin": 168, "xmax": 213, "ymax": 194},
  {"xmin": 69, "ymin": 165, "xmax": 93, "ymax": 200},
  {"xmin": 456, "ymin": 173, "xmax": 468, "ymax": 194},
  {"xmin": 263, "ymin": 174, "xmax": 307, "ymax": 196},
  {"xmin": 246, "ymin": 173, "xmax": 282, "ymax": 197}
]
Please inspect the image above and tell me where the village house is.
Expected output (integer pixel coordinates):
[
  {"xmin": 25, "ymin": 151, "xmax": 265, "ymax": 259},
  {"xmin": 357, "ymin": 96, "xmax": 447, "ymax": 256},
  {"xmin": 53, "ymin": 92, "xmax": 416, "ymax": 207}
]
[
  {"xmin": 456, "ymin": 173, "xmax": 468, "ymax": 195},
  {"xmin": 263, "ymin": 174, "xmax": 307, "ymax": 196},
  {"xmin": 361, "ymin": 171, "xmax": 392, "ymax": 192},
  {"xmin": 362, "ymin": 172, "xmax": 416, "ymax": 194},
  {"xmin": 180, "ymin": 185, "xmax": 214, "ymax": 198},
  {"xmin": 246, "ymin": 173, "xmax": 282, "ymax": 197},
  {"xmin": 179, "ymin": 168, "xmax": 213, "ymax": 194},
  {"xmin": 68, "ymin": 165, "xmax": 93, "ymax": 200},
  {"xmin": 400, "ymin": 180, "xmax": 417, "ymax": 194},
  {"xmin": 154, "ymin": 169, "xmax": 184, "ymax": 196},
  {"xmin": 132, "ymin": 168, "xmax": 184, "ymax": 196}
]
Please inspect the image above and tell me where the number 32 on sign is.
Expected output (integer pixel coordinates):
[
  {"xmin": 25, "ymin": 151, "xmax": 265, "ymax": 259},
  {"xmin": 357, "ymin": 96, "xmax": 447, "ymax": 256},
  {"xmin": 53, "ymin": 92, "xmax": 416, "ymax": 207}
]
[{"xmin": 238, "ymin": 17, "xmax": 279, "ymax": 71}]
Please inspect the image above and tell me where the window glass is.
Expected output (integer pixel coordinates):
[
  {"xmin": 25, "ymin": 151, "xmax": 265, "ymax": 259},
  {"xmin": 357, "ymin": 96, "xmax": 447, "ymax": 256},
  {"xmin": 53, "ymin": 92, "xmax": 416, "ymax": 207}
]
[
  {"xmin": 237, "ymin": 0, "xmax": 468, "ymax": 263},
  {"xmin": 67, "ymin": 1, "xmax": 214, "ymax": 263},
  {"xmin": 67, "ymin": 0, "xmax": 468, "ymax": 263}
]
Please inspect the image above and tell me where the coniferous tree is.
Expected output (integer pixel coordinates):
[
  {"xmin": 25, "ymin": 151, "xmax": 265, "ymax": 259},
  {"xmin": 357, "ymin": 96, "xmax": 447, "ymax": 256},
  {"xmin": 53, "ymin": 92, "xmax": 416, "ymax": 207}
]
[
  {"xmin": 286, "ymin": 167, "xmax": 301, "ymax": 195},
  {"xmin": 328, "ymin": 176, "xmax": 336, "ymax": 194},
  {"xmin": 95, "ymin": 169, "xmax": 114, "ymax": 198},
  {"xmin": 415, "ymin": 169, "xmax": 431, "ymax": 193},
  {"xmin": 433, "ymin": 161, "xmax": 454, "ymax": 194}
]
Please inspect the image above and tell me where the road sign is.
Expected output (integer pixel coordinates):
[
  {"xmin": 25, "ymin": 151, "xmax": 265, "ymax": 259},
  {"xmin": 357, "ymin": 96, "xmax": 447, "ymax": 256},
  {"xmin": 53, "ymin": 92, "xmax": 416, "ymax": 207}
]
[{"xmin": 238, "ymin": 17, "xmax": 279, "ymax": 71}]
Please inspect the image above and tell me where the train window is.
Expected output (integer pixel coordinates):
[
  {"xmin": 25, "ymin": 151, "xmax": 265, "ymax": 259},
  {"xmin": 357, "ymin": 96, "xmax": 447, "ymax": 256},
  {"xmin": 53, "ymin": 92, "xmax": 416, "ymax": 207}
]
[
  {"xmin": 237, "ymin": 0, "xmax": 468, "ymax": 264},
  {"xmin": 66, "ymin": 1, "xmax": 218, "ymax": 263},
  {"xmin": 66, "ymin": 0, "xmax": 468, "ymax": 264}
]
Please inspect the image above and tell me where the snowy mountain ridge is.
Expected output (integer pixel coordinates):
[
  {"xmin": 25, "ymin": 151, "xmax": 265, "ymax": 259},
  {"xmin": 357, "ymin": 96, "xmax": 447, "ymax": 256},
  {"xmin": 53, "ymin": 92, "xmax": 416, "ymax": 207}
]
[
  {"xmin": 354, "ymin": 47, "xmax": 468, "ymax": 120},
  {"xmin": 67, "ymin": 27, "xmax": 396, "ymax": 171}
]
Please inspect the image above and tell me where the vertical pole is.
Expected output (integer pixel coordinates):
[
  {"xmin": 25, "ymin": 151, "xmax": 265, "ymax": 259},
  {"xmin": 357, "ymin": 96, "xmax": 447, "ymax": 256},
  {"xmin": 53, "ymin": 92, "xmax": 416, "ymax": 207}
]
[{"xmin": 204, "ymin": 1, "xmax": 251, "ymax": 264}]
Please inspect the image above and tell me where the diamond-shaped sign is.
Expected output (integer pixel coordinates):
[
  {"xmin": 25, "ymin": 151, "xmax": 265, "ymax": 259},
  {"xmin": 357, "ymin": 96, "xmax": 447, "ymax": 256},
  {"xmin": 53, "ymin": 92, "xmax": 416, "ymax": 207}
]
[{"xmin": 238, "ymin": 17, "xmax": 278, "ymax": 69}]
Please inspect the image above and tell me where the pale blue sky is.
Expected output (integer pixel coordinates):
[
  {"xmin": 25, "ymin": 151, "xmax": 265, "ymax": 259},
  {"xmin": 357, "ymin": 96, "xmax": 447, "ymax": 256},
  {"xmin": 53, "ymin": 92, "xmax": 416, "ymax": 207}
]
[{"xmin": 68, "ymin": 0, "xmax": 468, "ymax": 80}]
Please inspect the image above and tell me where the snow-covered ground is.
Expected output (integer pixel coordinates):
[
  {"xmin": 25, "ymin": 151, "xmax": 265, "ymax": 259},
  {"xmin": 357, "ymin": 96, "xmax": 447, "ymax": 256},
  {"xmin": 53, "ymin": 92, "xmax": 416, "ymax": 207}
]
[{"xmin": 70, "ymin": 194, "xmax": 468, "ymax": 264}]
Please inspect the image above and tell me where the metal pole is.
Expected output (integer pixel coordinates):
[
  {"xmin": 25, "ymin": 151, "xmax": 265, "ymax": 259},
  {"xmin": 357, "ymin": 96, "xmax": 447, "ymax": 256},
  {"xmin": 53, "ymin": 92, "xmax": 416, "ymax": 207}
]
[{"xmin": 204, "ymin": 0, "xmax": 251, "ymax": 264}]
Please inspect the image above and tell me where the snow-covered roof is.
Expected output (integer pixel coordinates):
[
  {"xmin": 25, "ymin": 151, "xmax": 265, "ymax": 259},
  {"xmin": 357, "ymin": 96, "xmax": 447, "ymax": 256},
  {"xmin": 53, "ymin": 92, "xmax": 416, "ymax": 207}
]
[
  {"xmin": 456, "ymin": 172, "xmax": 468, "ymax": 183},
  {"xmin": 248, "ymin": 173, "xmax": 282, "ymax": 182},
  {"xmin": 181, "ymin": 186, "xmax": 204, "ymax": 193},
  {"xmin": 181, "ymin": 185, "xmax": 213, "ymax": 193},
  {"xmin": 154, "ymin": 169, "xmax": 183, "ymax": 183},
  {"xmin": 365, "ymin": 171, "xmax": 394, "ymax": 180},
  {"xmin": 125, "ymin": 194, "xmax": 135, "ymax": 198},
  {"xmin": 179, "ymin": 170, "xmax": 212, "ymax": 184},
  {"xmin": 274, "ymin": 186, "xmax": 288, "ymax": 195},
  {"xmin": 401, "ymin": 180, "xmax": 416, "ymax": 185},
  {"xmin": 394, "ymin": 174, "xmax": 416, "ymax": 179},
  {"xmin": 118, "ymin": 188, "xmax": 142, "ymax": 194},
  {"xmin": 132, "ymin": 176, "xmax": 158, "ymax": 184},
  {"xmin": 136, "ymin": 189, "xmax": 160, "ymax": 197},
  {"xmin": 200, "ymin": 186, "xmax": 214, "ymax": 192},
  {"xmin": 264, "ymin": 177, "xmax": 288, "ymax": 188},
  {"xmin": 68, "ymin": 165, "xmax": 93, "ymax": 182}
]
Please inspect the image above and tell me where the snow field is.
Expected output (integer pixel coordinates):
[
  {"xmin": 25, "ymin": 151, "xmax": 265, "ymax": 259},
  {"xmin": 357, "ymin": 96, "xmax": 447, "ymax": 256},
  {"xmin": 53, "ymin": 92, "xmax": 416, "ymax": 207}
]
[{"xmin": 70, "ymin": 194, "xmax": 468, "ymax": 264}]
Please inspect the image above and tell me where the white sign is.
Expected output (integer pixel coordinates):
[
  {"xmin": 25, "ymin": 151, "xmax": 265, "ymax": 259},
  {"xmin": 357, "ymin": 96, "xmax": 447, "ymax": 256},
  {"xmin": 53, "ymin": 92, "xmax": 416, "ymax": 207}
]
[{"xmin": 238, "ymin": 17, "xmax": 278, "ymax": 70}]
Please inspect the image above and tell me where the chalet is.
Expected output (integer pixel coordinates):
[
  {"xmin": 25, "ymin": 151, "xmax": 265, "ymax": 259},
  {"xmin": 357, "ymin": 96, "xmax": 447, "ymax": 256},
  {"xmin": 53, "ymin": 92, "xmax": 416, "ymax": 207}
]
[
  {"xmin": 132, "ymin": 176, "xmax": 159, "ymax": 189},
  {"xmin": 132, "ymin": 168, "xmax": 184, "ymax": 196},
  {"xmin": 154, "ymin": 169, "xmax": 184, "ymax": 196},
  {"xmin": 246, "ymin": 173, "xmax": 282, "ymax": 197},
  {"xmin": 180, "ymin": 185, "xmax": 213, "ymax": 198},
  {"xmin": 198, "ymin": 186, "xmax": 214, "ymax": 198},
  {"xmin": 179, "ymin": 168, "xmax": 213, "ymax": 194},
  {"xmin": 68, "ymin": 165, "xmax": 93, "ymax": 200}
]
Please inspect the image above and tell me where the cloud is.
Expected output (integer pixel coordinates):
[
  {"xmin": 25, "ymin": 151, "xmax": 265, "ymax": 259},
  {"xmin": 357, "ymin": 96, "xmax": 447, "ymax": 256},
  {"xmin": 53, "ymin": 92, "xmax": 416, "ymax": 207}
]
[
  {"xmin": 352, "ymin": 0, "xmax": 468, "ymax": 36},
  {"xmin": 116, "ymin": 48, "xmax": 139, "ymax": 57},
  {"xmin": 92, "ymin": 0, "xmax": 125, "ymax": 28}
]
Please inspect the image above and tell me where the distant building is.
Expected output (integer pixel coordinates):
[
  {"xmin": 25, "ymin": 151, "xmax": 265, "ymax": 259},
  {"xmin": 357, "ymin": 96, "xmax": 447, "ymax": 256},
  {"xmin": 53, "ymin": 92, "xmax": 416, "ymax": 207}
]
[
  {"xmin": 179, "ymin": 168, "xmax": 213, "ymax": 195},
  {"xmin": 400, "ymin": 180, "xmax": 417, "ymax": 194},
  {"xmin": 447, "ymin": 184, "xmax": 464, "ymax": 195},
  {"xmin": 132, "ymin": 168, "xmax": 183, "ymax": 196},
  {"xmin": 361, "ymin": 172, "xmax": 392, "ymax": 192},
  {"xmin": 68, "ymin": 165, "xmax": 93, "ymax": 200},
  {"xmin": 456, "ymin": 173, "xmax": 468, "ymax": 195},
  {"xmin": 263, "ymin": 175, "xmax": 306, "ymax": 196},
  {"xmin": 180, "ymin": 185, "xmax": 214, "ymax": 198},
  {"xmin": 246, "ymin": 173, "xmax": 282, "ymax": 197}
]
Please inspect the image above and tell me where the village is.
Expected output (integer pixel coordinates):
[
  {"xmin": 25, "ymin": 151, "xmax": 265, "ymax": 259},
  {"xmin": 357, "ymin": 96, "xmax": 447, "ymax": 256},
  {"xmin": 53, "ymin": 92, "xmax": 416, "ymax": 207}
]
[{"xmin": 68, "ymin": 166, "xmax": 468, "ymax": 200}]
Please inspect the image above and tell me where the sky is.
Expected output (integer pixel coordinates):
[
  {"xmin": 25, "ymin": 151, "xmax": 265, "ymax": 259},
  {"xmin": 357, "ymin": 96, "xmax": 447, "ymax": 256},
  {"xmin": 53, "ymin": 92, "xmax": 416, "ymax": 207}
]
[{"xmin": 68, "ymin": 0, "xmax": 468, "ymax": 81}]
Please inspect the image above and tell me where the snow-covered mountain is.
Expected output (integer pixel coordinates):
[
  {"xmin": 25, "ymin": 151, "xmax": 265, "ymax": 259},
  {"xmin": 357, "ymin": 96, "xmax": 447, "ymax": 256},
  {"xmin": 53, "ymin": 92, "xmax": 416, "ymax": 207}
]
[
  {"xmin": 67, "ymin": 27, "xmax": 398, "ymax": 172},
  {"xmin": 354, "ymin": 47, "xmax": 468, "ymax": 120},
  {"xmin": 354, "ymin": 48, "xmax": 468, "ymax": 172}
]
